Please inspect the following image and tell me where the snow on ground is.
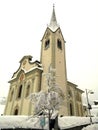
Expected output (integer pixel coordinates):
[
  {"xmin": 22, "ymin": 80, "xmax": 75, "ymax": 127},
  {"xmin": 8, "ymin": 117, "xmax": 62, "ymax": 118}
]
[
  {"xmin": 0, "ymin": 115, "xmax": 98, "ymax": 129},
  {"xmin": 82, "ymin": 124, "xmax": 98, "ymax": 130},
  {"xmin": 0, "ymin": 116, "xmax": 48, "ymax": 129},
  {"xmin": 59, "ymin": 116, "xmax": 98, "ymax": 129}
]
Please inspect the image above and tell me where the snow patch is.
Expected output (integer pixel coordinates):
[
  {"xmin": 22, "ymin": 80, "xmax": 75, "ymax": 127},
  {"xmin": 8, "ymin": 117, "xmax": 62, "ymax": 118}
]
[
  {"xmin": 0, "ymin": 116, "xmax": 98, "ymax": 129},
  {"xmin": 82, "ymin": 124, "xmax": 98, "ymax": 130},
  {"xmin": 58, "ymin": 116, "xmax": 98, "ymax": 129}
]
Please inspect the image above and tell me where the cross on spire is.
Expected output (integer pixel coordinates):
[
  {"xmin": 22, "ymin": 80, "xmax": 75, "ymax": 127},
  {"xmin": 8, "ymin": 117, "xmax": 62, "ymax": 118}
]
[{"xmin": 53, "ymin": 3, "xmax": 55, "ymax": 8}]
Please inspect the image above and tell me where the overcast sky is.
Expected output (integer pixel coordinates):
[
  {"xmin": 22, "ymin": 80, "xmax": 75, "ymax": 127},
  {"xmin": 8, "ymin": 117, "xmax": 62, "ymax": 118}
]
[{"xmin": 0, "ymin": 0, "xmax": 98, "ymax": 102}]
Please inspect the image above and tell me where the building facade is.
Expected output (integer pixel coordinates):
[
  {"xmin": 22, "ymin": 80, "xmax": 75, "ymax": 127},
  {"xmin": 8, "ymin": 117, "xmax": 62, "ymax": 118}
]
[{"xmin": 4, "ymin": 7, "xmax": 84, "ymax": 116}]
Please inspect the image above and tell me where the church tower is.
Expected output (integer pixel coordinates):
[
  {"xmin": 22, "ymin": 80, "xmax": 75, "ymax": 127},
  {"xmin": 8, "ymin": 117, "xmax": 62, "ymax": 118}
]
[{"xmin": 40, "ymin": 6, "xmax": 69, "ymax": 115}]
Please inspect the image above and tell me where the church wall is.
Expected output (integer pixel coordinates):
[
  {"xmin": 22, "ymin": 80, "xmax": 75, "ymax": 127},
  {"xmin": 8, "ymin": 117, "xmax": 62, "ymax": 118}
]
[
  {"xmin": 4, "ymin": 102, "xmax": 13, "ymax": 115},
  {"xmin": 41, "ymin": 30, "xmax": 55, "ymax": 91},
  {"xmin": 21, "ymin": 99, "xmax": 30, "ymax": 115},
  {"xmin": 41, "ymin": 30, "xmax": 52, "ymax": 71},
  {"xmin": 54, "ymin": 30, "xmax": 69, "ymax": 116},
  {"xmin": 54, "ymin": 30, "xmax": 67, "ymax": 90},
  {"xmin": 4, "ymin": 68, "xmax": 42, "ymax": 115},
  {"xmin": 4, "ymin": 84, "xmax": 17, "ymax": 115},
  {"xmin": 67, "ymin": 82, "xmax": 84, "ymax": 116}
]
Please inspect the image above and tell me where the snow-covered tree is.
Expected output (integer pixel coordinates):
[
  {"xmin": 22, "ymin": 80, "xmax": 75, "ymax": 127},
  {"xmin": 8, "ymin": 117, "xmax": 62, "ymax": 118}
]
[{"xmin": 29, "ymin": 65, "xmax": 65, "ymax": 115}]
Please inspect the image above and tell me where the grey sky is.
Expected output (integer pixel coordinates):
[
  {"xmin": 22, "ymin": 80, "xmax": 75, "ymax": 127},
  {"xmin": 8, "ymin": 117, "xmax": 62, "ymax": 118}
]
[{"xmin": 0, "ymin": 0, "xmax": 98, "ymax": 102}]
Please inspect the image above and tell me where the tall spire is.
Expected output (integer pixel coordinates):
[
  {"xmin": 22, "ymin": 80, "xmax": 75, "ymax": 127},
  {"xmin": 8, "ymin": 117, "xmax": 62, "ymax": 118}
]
[{"xmin": 48, "ymin": 5, "xmax": 59, "ymax": 32}]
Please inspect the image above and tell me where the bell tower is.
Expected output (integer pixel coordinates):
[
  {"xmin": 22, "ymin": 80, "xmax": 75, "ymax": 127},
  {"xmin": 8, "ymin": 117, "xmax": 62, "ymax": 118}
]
[{"xmin": 40, "ymin": 6, "xmax": 69, "ymax": 115}]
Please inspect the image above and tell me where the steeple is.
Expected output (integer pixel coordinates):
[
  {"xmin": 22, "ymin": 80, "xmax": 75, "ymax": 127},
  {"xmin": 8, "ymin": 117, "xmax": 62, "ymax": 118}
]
[{"xmin": 48, "ymin": 5, "xmax": 59, "ymax": 32}]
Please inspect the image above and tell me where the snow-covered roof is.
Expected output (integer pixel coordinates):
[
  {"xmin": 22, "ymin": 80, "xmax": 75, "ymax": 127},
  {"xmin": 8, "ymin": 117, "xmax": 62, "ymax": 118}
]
[
  {"xmin": 19, "ymin": 55, "xmax": 33, "ymax": 63},
  {"xmin": 94, "ymin": 100, "xmax": 98, "ymax": 102},
  {"xmin": 24, "ymin": 66, "xmax": 43, "ymax": 73},
  {"xmin": 9, "ymin": 66, "xmax": 43, "ymax": 82}
]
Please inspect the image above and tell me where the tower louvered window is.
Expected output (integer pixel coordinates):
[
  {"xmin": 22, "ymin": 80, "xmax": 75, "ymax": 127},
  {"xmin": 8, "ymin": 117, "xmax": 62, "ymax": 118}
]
[
  {"xmin": 57, "ymin": 39, "xmax": 62, "ymax": 50},
  {"xmin": 45, "ymin": 39, "xmax": 50, "ymax": 49}
]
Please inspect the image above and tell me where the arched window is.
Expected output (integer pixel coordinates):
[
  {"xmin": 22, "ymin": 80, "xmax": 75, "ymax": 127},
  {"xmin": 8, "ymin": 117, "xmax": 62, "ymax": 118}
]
[
  {"xmin": 68, "ymin": 89, "xmax": 72, "ymax": 98},
  {"xmin": 14, "ymin": 106, "xmax": 19, "ymax": 115},
  {"xmin": 69, "ymin": 103, "xmax": 73, "ymax": 116},
  {"xmin": 25, "ymin": 84, "xmax": 30, "ymax": 97},
  {"xmin": 17, "ymin": 85, "xmax": 22, "ymax": 98},
  {"xmin": 57, "ymin": 39, "xmax": 62, "ymax": 50},
  {"xmin": 14, "ymin": 108, "xmax": 18, "ymax": 115}
]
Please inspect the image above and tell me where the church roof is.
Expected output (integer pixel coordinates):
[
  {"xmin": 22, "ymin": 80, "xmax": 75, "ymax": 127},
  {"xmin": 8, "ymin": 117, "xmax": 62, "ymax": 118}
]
[
  {"xmin": 19, "ymin": 55, "xmax": 32, "ymax": 63},
  {"xmin": 9, "ymin": 55, "xmax": 43, "ymax": 82},
  {"xmin": 48, "ymin": 5, "xmax": 59, "ymax": 32},
  {"xmin": 67, "ymin": 81, "xmax": 84, "ymax": 93}
]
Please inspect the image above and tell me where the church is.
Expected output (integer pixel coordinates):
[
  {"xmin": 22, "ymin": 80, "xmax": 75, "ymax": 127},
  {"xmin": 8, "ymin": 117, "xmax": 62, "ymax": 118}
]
[{"xmin": 4, "ymin": 6, "xmax": 84, "ymax": 116}]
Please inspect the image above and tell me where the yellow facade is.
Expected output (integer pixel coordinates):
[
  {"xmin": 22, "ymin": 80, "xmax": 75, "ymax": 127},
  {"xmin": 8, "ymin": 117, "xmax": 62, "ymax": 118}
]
[
  {"xmin": 4, "ymin": 57, "xmax": 42, "ymax": 115},
  {"xmin": 4, "ymin": 7, "xmax": 84, "ymax": 116}
]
